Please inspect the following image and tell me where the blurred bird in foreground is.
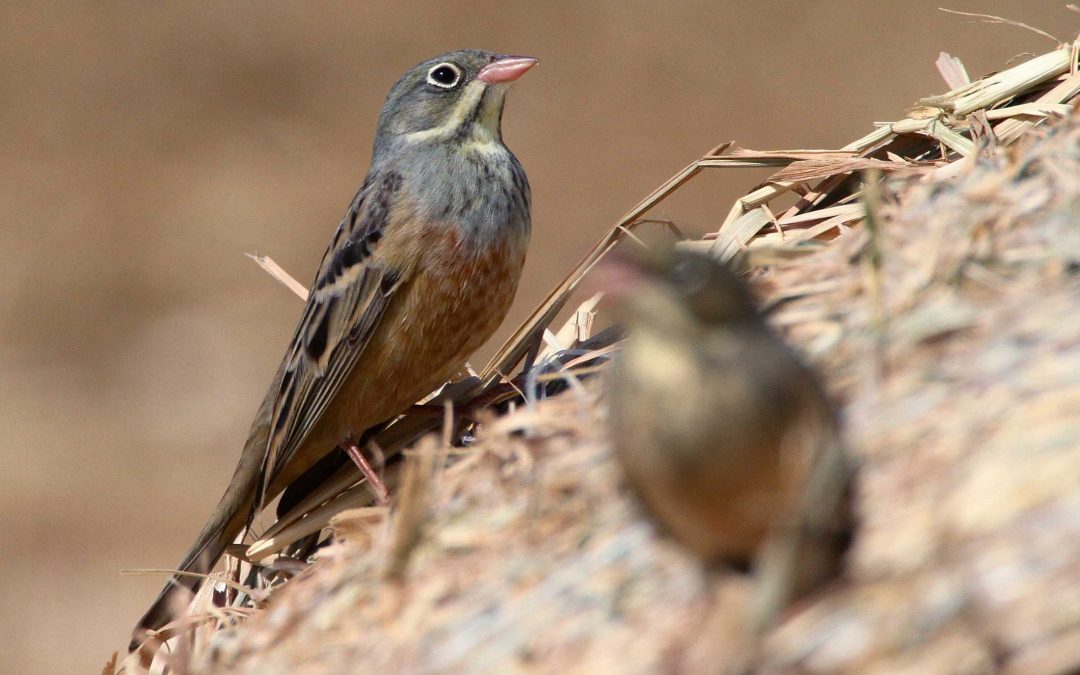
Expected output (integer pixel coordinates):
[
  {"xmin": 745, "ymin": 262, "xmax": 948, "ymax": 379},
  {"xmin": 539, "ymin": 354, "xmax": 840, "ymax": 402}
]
[
  {"xmin": 132, "ymin": 49, "xmax": 536, "ymax": 649},
  {"xmin": 604, "ymin": 247, "xmax": 852, "ymax": 627}
]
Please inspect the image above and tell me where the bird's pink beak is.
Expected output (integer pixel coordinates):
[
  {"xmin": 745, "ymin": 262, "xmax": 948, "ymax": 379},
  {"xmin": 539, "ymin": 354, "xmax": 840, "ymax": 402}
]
[
  {"xmin": 477, "ymin": 55, "xmax": 539, "ymax": 84},
  {"xmin": 586, "ymin": 250, "xmax": 650, "ymax": 304}
]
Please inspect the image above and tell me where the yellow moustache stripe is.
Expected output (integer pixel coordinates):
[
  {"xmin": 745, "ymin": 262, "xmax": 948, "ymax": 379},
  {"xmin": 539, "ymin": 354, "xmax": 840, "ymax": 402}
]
[{"xmin": 402, "ymin": 81, "xmax": 499, "ymax": 145}]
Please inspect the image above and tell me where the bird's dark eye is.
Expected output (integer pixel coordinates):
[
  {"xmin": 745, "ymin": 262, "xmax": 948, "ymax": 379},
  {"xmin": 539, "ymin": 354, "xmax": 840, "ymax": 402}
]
[
  {"xmin": 671, "ymin": 255, "xmax": 711, "ymax": 296},
  {"xmin": 426, "ymin": 63, "xmax": 463, "ymax": 89}
]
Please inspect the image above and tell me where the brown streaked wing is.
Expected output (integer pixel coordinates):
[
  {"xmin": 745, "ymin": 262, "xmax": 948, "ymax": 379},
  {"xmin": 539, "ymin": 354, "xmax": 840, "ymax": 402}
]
[{"xmin": 257, "ymin": 170, "xmax": 407, "ymax": 506}]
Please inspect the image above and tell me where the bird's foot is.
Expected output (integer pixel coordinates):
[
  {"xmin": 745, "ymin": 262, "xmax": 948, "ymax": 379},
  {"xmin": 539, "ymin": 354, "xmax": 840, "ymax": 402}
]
[{"xmin": 342, "ymin": 440, "xmax": 392, "ymax": 505}]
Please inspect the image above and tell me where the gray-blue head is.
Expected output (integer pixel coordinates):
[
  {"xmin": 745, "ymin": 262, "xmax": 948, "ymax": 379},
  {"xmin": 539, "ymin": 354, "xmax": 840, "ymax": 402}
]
[{"xmin": 373, "ymin": 50, "xmax": 537, "ymax": 155}]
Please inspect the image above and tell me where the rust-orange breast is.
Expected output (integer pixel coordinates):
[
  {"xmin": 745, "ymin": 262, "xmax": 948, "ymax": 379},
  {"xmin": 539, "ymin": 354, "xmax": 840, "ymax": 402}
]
[{"xmin": 316, "ymin": 221, "xmax": 527, "ymax": 447}]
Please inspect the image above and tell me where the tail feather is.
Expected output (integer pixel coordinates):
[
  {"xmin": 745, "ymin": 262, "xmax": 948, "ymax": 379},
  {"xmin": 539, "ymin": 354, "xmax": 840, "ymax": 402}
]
[
  {"xmin": 129, "ymin": 414, "xmax": 269, "ymax": 651},
  {"xmin": 751, "ymin": 439, "xmax": 854, "ymax": 630}
]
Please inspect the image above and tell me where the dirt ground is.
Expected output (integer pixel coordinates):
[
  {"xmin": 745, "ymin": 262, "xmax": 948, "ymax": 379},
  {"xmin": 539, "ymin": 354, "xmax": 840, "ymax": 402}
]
[{"xmin": 0, "ymin": 2, "xmax": 1069, "ymax": 672}]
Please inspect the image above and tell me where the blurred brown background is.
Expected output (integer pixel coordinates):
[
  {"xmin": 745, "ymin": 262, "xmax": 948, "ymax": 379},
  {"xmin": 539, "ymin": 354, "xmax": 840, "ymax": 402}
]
[{"xmin": 0, "ymin": 1, "xmax": 1068, "ymax": 672}]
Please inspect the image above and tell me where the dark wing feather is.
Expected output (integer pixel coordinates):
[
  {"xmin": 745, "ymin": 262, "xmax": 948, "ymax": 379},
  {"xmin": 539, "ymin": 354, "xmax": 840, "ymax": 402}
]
[{"xmin": 257, "ymin": 170, "xmax": 406, "ymax": 504}]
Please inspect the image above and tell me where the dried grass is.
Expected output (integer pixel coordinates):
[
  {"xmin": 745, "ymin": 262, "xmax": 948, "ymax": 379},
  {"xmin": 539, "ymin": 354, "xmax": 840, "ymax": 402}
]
[{"xmin": 119, "ymin": 29, "xmax": 1080, "ymax": 675}]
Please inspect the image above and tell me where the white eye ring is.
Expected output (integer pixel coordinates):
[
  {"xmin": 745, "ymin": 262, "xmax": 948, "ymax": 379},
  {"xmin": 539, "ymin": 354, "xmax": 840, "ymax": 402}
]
[{"xmin": 426, "ymin": 62, "xmax": 463, "ymax": 89}]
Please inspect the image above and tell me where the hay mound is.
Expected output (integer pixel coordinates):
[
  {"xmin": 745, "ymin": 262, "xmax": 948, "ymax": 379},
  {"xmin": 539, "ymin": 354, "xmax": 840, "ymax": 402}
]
[
  {"xmin": 123, "ymin": 41, "xmax": 1080, "ymax": 675},
  {"xmin": 756, "ymin": 112, "xmax": 1080, "ymax": 675},
  {"xmin": 196, "ymin": 396, "xmax": 730, "ymax": 674}
]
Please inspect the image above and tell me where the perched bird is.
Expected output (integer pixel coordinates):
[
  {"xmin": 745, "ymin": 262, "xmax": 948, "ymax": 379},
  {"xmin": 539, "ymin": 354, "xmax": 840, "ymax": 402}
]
[
  {"xmin": 605, "ymin": 247, "xmax": 851, "ymax": 626},
  {"xmin": 132, "ymin": 50, "xmax": 536, "ymax": 648}
]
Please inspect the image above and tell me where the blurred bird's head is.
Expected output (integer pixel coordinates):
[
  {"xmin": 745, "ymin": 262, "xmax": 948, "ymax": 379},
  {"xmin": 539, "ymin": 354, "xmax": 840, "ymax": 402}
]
[
  {"xmin": 374, "ymin": 49, "xmax": 537, "ymax": 152},
  {"xmin": 603, "ymin": 247, "xmax": 761, "ymax": 329}
]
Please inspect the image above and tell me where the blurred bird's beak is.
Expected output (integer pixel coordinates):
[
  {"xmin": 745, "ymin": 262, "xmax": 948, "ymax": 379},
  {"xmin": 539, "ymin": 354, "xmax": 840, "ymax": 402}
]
[
  {"xmin": 589, "ymin": 250, "xmax": 651, "ymax": 304},
  {"xmin": 477, "ymin": 55, "xmax": 539, "ymax": 84}
]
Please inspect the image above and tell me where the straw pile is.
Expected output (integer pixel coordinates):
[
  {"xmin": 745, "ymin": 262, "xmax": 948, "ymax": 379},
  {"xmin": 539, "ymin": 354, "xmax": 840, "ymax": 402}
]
[{"xmin": 120, "ymin": 35, "xmax": 1080, "ymax": 675}]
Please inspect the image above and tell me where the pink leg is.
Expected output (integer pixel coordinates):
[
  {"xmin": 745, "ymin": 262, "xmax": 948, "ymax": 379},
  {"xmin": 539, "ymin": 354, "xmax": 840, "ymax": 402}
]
[{"xmin": 342, "ymin": 440, "xmax": 391, "ymax": 505}]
